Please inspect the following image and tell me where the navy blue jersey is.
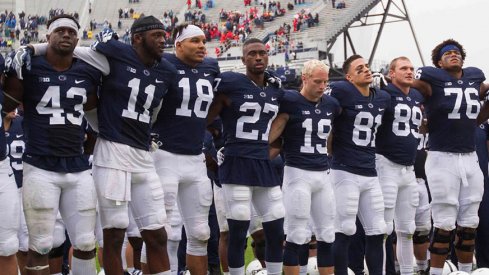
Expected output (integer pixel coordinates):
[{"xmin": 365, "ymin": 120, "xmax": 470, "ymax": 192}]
[
  {"xmin": 416, "ymin": 66, "xmax": 485, "ymax": 152},
  {"xmin": 279, "ymin": 90, "xmax": 340, "ymax": 170},
  {"xmin": 8, "ymin": 56, "xmax": 101, "ymax": 172},
  {"xmin": 330, "ymin": 81, "xmax": 390, "ymax": 176},
  {"xmin": 152, "ymin": 54, "xmax": 220, "ymax": 155},
  {"xmin": 376, "ymin": 83, "xmax": 424, "ymax": 166},
  {"xmin": 5, "ymin": 116, "xmax": 24, "ymax": 188},
  {"xmin": 93, "ymin": 40, "xmax": 176, "ymax": 150},
  {"xmin": 216, "ymin": 71, "xmax": 284, "ymax": 160},
  {"xmin": 475, "ymin": 122, "xmax": 489, "ymax": 179}
]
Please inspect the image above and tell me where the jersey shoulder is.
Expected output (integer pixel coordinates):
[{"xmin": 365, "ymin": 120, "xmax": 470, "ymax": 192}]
[
  {"xmin": 416, "ymin": 66, "xmax": 448, "ymax": 82},
  {"xmin": 201, "ymin": 57, "xmax": 220, "ymax": 74},
  {"xmin": 216, "ymin": 71, "xmax": 247, "ymax": 93},
  {"xmin": 463, "ymin": 67, "xmax": 486, "ymax": 82}
]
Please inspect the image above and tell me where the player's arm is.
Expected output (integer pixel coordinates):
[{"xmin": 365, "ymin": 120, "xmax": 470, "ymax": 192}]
[
  {"xmin": 3, "ymin": 73, "xmax": 23, "ymax": 113},
  {"xmin": 83, "ymin": 86, "xmax": 99, "ymax": 132},
  {"xmin": 477, "ymin": 101, "xmax": 489, "ymax": 125},
  {"xmin": 269, "ymin": 113, "xmax": 289, "ymax": 144},
  {"xmin": 206, "ymin": 93, "xmax": 230, "ymax": 126},
  {"xmin": 480, "ymin": 82, "xmax": 489, "ymax": 99},
  {"xmin": 269, "ymin": 138, "xmax": 282, "ymax": 160},
  {"xmin": 411, "ymin": 79, "xmax": 432, "ymax": 98},
  {"xmin": 327, "ymin": 131, "xmax": 334, "ymax": 156}
]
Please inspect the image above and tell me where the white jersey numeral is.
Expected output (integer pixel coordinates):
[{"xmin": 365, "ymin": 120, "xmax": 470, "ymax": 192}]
[
  {"xmin": 36, "ymin": 86, "xmax": 87, "ymax": 125},
  {"xmin": 300, "ymin": 118, "xmax": 331, "ymax": 154},
  {"xmin": 7, "ymin": 139, "xmax": 25, "ymax": 171},
  {"xmin": 352, "ymin": 111, "xmax": 382, "ymax": 147},
  {"xmin": 176, "ymin": 77, "xmax": 214, "ymax": 118},
  {"xmin": 392, "ymin": 104, "xmax": 422, "ymax": 137},
  {"xmin": 444, "ymin": 87, "xmax": 480, "ymax": 119},
  {"xmin": 122, "ymin": 78, "xmax": 155, "ymax": 123},
  {"xmin": 236, "ymin": 102, "xmax": 278, "ymax": 141}
]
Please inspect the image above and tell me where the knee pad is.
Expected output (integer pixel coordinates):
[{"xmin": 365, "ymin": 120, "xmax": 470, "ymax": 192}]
[
  {"xmin": 385, "ymin": 221, "xmax": 394, "ymax": 236},
  {"xmin": 0, "ymin": 236, "xmax": 19, "ymax": 256},
  {"xmin": 413, "ymin": 230, "xmax": 430, "ymax": 244},
  {"xmin": 338, "ymin": 221, "xmax": 357, "ymax": 236},
  {"xmin": 455, "ymin": 227, "xmax": 476, "ymax": 252},
  {"xmin": 264, "ymin": 188, "xmax": 285, "ymax": 222},
  {"xmin": 48, "ymin": 245, "xmax": 64, "ymax": 259},
  {"xmin": 186, "ymin": 220, "xmax": 210, "ymax": 242},
  {"xmin": 429, "ymin": 228, "xmax": 453, "ymax": 255},
  {"xmin": 187, "ymin": 237, "xmax": 208, "ymax": 256},
  {"xmin": 103, "ymin": 211, "xmax": 129, "ymax": 229},
  {"xmin": 315, "ymin": 227, "xmax": 334, "ymax": 244},
  {"xmin": 168, "ymin": 224, "xmax": 183, "ymax": 241},
  {"xmin": 52, "ymin": 223, "xmax": 66, "ymax": 249},
  {"xmin": 30, "ymin": 235, "xmax": 53, "ymax": 255},
  {"xmin": 229, "ymin": 203, "xmax": 251, "ymax": 221},
  {"xmin": 73, "ymin": 233, "xmax": 96, "ymax": 252},
  {"xmin": 287, "ymin": 227, "xmax": 311, "ymax": 245}
]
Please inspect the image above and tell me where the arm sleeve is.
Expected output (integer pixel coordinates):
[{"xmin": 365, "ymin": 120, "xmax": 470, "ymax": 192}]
[{"xmin": 74, "ymin": 47, "xmax": 110, "ymax": 76}]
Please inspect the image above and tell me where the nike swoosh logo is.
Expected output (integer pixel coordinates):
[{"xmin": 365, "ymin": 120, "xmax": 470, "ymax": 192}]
[
  {"xmin": 469, "ymin": 82, "xmax": 475, "ymax": 85},
  {"xmin": 271, "ymin": 97, "xmax": 277, "ymax": 101},
  {"xmin": 326, "ymin": 112, "xmax": 332, "ymax": 116},
  {"xmin": 378, "ymin": 108, "xmax": 385, "ymax": 111},
  {"xmin": 415, "ymin": 101, "xmax": 420, "ymax": 104},
  {"xmin": 8, "ymin": 173, "xmax": 13, "ymax": 177},
  {"xmin": 75, "ymin": 80, "xmax": 85, "ymax": 84},
  {"xmin": 16, "ymin": 134, "xmax": 23, "ymax": 138},
  {"xmin": 204, "ymin": 73, "xmax": 210, "ymax": 77},
  {"xmin": 155, "ymin": 79, "xmax": 164, "ymax": 83}
]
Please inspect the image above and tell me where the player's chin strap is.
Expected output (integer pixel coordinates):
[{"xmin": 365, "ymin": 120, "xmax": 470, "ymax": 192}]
[{"xmin": 25, "ymin": 265, "xmax": 50, "ymax": 271}]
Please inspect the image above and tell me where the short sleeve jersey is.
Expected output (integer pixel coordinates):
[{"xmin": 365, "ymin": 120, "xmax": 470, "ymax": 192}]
[
  {"xmin": 279, "ymin": 90, "xmax": 340, "ymax": 170},
  {"xmin": 330, "ymin": 81, "xmax": 390, "ymax": 176},
  {"xmin": 152, "ymin": 54, "xmax": 220, "ymax": 155},
  {"xmin": 216, "ymin": 71, "xmax": 284, "ymax": 160},
  {"xmin": 416, "ymin": 66, "xmax": 485, "ymax": 152}
]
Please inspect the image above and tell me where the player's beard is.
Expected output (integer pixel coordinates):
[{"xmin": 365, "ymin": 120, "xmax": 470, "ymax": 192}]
[{"xmin": 141, "ymin": 36, "xmax": 163, "ymax": 61}]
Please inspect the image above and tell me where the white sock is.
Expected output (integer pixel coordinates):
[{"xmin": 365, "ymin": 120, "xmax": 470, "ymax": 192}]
[
  {"xmin": 151, "ymin": 271, "xmax": 171, "ymax": 275},
  {"xmin": 223, "ymin": 272, "xmax": 230, "ymax": 275},
  {"xmin": 122, "ymin": 238, "xmax": 129, "ymax": 270},
  {"xmin": 71, "ymin": 256, "xmax": 97, "ymax": 275},
  {"xmin": 51, "ymin": 273, "xmax": 62, "ymax": 275},
  {"xmin": 167, "ymin": 240, "xmax": 180, "ymax": 274},
  {"xmin": 458, "ymin": 263, "xmax": 473, "ymax": 273},
  {"xmin": 265, "ymin": 261, "xmax": 283, "ymax": 275},
  {"xmin": 430, "ymin": 267, "xmax": 443, "ymax": 275},
  {"xmin": 417, "ymin": 259, "xmax": 428, "ymax": 272},
  {"xmin": 127, "ymin": 267, "xmax": 135, "ymax": 273},
  {"xmin": 299, "ymin": 265, "xmax": 308, "ymax": 275},
  {"xmin": 397, "ymin": 232, "xmax": 415, "ymax": 275},
  {"xmin": 229, "ymin": 266, "xmax": 245, "ymax": 275}
]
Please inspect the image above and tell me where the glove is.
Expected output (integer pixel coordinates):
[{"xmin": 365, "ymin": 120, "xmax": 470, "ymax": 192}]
[
  {"xmin": 217, "ymin": 147, "xmax": 225, "ymax": 166},
  {"xmin": 150, "ymin": 133, "xmax": 162, "ymax": 152},
  {"xmin": 95, "ymin": 29, "xmax": 119, "ymax": 43},
  {"xmin": 264, "ymin": 70, "xmax": 282, "ymax": 89},
  {"xmin": 5, "ymin": 46, "xmax": 32, "ymax": 80},
  {"xmin": 370, "ymin": 72, "xmax": 388, "ymax": 89}
]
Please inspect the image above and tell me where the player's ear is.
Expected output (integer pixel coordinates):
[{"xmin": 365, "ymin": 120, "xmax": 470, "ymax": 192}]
[{"xmin": 241, "ymin": 56, "xmax": 245, "ymax": 65}]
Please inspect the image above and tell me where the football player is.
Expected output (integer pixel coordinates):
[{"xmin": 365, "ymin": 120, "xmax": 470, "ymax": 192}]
[
  {"xmin": 4, "ymin": 15, "xmax": 100, "ymax": 275},
  {"xmin": 268, "ymin": 59, "xmax": 340, "ymax": 275},
  {"xmin": 329, "ymin": 54, "xmax": 389, "ymax": 275},
  {"xmin": 375, "ymin": 57, "xmax": 424, "ymax": 275},
  {"xmin": 411, "ymin": 39, "xmax": 486, "ymax": 275},
  {"xmin": 206, "ymin": 38, "xmax": 285, "ymax": 275},
  {"xmin": 150, "ymin": 23, "xmax": 218, "ymax": 275},
  {"xmin": 0, "ymin": 54, "xmax": 20, "ymax": 275}
]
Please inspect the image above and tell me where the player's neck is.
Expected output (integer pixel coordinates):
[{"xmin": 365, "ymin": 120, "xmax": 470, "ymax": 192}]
[
  {"xmin": 393, "ymin": 83, "xmax": 410, "ymax": 95},
  {"xmin": 176, "ymin": 54, "xmax": 198, "ymax": 68},
  {"xmin": 353, "ymin": 83, "xmax": 370, "ymax": 96},
  {"xmin": 247, "ymin": 72, "xmax": 265, "ymax": 87},
  {"xmin": 3, "ymin": 118, "xmax": 12, "ymax": 131},
  {"xmin": 444, "ymin": 67, "xmax": 463, "ymax": 79},
  {"xmin": 46, "ymin": 49, "xmax": 74, "ymax": 71},
  {"xmin": 300, "ymin": 89, "xmax": 320, "ymax": 103},
  {"xmin": 134, "ymin": 47, "xmax": 158, "ymax": 67}
]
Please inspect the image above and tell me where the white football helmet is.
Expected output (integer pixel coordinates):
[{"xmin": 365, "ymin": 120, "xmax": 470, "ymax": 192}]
[
  {"xmin": 255, "ymin": 268, "xmax": 268, "ymax": 275},
  {"xmin": 448, "ymin": 272, "xmax": 470, "ymax": 275},
  {"xmin": 246, "ymin": 259, "xmax": 263, "ymax": 275},
  {"xmin": 472, "ymin": 268, "xmax": 489, "ymax": 275},
  {"xmin": 443, "ymin": 260, "xmax": 458, "ymax": 275},
  {"xmin": 98, "ymin": 269, "xmax": 106, "ymax": 275}
]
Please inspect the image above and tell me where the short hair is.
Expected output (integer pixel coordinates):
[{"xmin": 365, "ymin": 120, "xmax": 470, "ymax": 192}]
[
  {"xmin": 389, "ymin": 56, "xmax": 411, "ymax": 71},
  {"xmin": 431, "ymin": 39, "xmax": 466, "ymax": 68},
  {"xmin": 47, "ymin": 14, "xmax": 80, "ymax": 30},
  {"xmin": 172, "ymin": 23, "xmax": 189, "ymax": 41},
  {"xmin": 243, "ymin": 38, "xmax": 264, "ymax": 49},
  {"xmin": 342, "ymin": 54, "xmax": 363, "ymax": 74},
  {"xmin": 302, "ymin": 59, "xmax": 330, "ymax": 77}
]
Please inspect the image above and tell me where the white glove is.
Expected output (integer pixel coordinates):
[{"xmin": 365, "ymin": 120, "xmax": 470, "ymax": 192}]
[
  {"xmin": 95, "ymin": 30, "xmax": 118, "ymax": 43},
  {"xmin": 264, "ymin": 70, "xmax": 282, "ymax": 89},
  {"xmin": 217, "ymin": 147, "xmax": 225, "ymax": 166},
  {"xmin": 5, "ymin": 46, "xmax": 32, "ymax": 80},
  {"xmin": 150, "ymin": 133, "xmax": 162, "ymax": 152},
  {"xmin": 370, "ymin": 72, "xmax": 388, "ymax": 89}
]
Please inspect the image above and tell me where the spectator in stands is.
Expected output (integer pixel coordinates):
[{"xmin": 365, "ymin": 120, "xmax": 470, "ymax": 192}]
[{"xmin": 288, "ymin": 2, "xmax": 294, "ymax": 10}]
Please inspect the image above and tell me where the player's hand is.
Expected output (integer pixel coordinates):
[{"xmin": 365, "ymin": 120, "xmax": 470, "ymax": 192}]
[
  {"xmin": 217, "ymin": 147, "xmax": 225, "ymax": 166},
  {"xmin": 484, "ymin": 90, "xmax": 489, "ymax": 102},
  {"xmin": 95, "ymin": 29, "xmax": 118, "ymax": 43},
  {"xmin": 264, "ymin": 70, "xmax": 282, "ymax": 89},
  {"xmin": 370, "ymin": 72, "xmax": 388, "ymax": 89},
  {"xmin": 5, "ymin": 46, "xmax": 32, "ymax": 80},
  {"xmin": 150, "ymin": 133, "xmax": 162, "ymax": 152}
]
